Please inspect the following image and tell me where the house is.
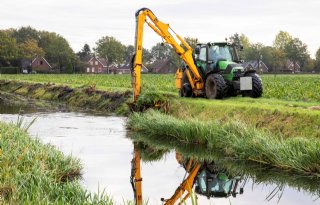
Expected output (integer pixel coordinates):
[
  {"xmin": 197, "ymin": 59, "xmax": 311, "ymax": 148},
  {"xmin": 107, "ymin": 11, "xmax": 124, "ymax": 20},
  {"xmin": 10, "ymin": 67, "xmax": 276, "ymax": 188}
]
[
  {"xmin": 109, "ymin": 63, "xmax": 148, "ymax": 74},
  {"xmin": 31, "ymin": 56, "xmax": 52, "ymax": 72},
  {"xmin": 141, "ymin": 64, "xmax": 149, "ymax": 73},
  {"xmin": 115, "ymin": 63, "xmax": 131, "ymax": 74},
  {"xmin": 86, "ymin": 56, "xmax": 108, "ymax": 73},
  {"xmin": 242, "ymin": 60, "xmax": 269, "ymax": 73},
  {"xmin": 282, "ymin": 60, "xmax": 301, "ymax": 73},
  {"xmin": 148, "ymin": 59, "xmax": 178, "ymax": 73}
]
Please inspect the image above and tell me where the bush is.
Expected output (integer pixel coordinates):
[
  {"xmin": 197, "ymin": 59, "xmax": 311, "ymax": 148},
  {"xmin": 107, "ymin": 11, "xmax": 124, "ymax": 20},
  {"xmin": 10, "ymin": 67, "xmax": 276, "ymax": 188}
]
[{"xmin": 0, "ymin": 67, "xmax": 20, "ymax": 74}]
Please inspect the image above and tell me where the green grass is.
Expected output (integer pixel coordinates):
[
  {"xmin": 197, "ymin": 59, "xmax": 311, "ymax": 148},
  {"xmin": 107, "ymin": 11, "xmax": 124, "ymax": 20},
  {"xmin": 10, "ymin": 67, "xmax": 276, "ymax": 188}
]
[
  {"xmin": 169, "ymin": 97, "xmax": 320, "ymax": 138},
  {"xmin": 0, "ymin": 122, "xmax": 115, "ymax": 204},
  {"xmin": 128, "ymin": 110, "xmax": 320, "ymax": 177},
  {"xmin": 1, "ymin": 73, "xmax": 320, "ymax": 102}
]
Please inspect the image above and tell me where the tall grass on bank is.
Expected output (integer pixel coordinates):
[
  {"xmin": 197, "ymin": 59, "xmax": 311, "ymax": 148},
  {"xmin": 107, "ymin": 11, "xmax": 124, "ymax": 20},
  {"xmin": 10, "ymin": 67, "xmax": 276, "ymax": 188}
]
[
  {"xmin": 0, "ymin": 122, "xmax": 114, "ymax": 204},
  {"xmin": 127, "ymin": 110, "xmax": 320, "ymax": 176}
]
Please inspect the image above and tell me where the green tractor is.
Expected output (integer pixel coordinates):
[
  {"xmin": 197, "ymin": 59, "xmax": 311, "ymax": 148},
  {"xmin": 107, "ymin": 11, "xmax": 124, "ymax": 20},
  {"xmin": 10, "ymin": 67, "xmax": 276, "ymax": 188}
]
[{"xmin": 182, "ymin": 42, "xmax": 263, "ymax": 99}]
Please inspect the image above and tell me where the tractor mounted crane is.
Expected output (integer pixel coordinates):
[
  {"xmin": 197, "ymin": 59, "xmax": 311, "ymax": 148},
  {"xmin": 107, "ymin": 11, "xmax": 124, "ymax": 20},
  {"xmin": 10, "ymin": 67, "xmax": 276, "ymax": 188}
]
[{"xmin": 131, "ymin": 8, "xmax": 263, "ymax": 103}]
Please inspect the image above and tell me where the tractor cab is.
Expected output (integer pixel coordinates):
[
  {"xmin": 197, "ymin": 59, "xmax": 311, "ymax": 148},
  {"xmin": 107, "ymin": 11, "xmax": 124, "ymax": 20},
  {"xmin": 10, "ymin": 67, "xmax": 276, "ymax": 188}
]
[{"xmin": 194, "ymin": 42, "xmax": 245, "ymax": 82}]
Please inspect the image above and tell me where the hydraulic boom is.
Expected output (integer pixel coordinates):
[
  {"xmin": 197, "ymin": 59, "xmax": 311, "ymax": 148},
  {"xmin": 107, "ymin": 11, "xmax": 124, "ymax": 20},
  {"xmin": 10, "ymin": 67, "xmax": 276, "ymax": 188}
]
[{"xmin": 131, "ymin": 8, "xmax": 204, "ymax": 102}]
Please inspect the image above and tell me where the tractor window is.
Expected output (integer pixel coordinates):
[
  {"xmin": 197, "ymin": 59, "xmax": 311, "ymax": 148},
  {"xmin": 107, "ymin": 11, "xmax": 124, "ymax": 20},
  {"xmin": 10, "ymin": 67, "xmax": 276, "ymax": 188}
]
[
  {"xmin": 199, "ymin": 47, "xmax": 206, "ymax": 61},
  {"xmin": 208, "ymin": 45, "xmax": 233, "ymax": 62}
]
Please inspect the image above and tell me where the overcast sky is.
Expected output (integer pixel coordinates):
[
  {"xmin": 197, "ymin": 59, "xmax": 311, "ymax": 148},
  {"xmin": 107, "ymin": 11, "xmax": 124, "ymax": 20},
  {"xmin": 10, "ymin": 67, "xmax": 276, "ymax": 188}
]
[{"xmin": 1, "ymin": 0, "xmax": 320, "ymax": 57}]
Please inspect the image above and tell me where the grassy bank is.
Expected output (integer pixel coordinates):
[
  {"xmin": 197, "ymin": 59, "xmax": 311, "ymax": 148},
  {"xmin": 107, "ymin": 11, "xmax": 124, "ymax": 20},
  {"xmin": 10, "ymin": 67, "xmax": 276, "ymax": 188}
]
[
  {"xmin": 0, "ymin": 80, "xmax": 131, "ymax": 115},
  {"xmin": 169, "ymin": 97, "xmax": 320, "ymax": 138},
  {"xmin": 128, "ymin": 110, "xmax": 320, "ymax": 177},
  {"xmin": 0, "ymin": 122, "xmax": 114, "ymax": 204}
]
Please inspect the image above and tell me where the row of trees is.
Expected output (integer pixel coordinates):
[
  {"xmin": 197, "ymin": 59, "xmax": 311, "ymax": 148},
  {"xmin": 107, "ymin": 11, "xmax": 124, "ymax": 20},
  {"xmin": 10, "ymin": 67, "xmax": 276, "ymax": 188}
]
[
  {"xmin": 91, "ymin": 32, "xmax": 320, "ymax": 72},
  {"xmin": 83, "ymin": 36, "xmax": 199, "ymax": 68},
  {"xmin": 230, "ymin": 31, "xmax": 317, "ymax": 72},
  {"xmin": 0, "ymin": 26, "xmax": 75, "ymax": 72},
  {"xmin": 1, "ymin": 26, "xmax": 320, "ymax": 73}
]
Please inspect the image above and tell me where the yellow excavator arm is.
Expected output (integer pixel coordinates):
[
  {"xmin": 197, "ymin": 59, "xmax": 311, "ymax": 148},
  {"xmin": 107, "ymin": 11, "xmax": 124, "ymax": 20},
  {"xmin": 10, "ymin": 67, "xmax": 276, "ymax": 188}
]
[{"xmin": 131, "ymin": 8, "xmax": 204, "ymax": 102}]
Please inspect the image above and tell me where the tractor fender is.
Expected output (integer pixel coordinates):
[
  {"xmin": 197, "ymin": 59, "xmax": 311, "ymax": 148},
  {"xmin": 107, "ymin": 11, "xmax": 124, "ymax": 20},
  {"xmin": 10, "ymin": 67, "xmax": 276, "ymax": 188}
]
[
  {"xmin": 204, "ymin": 70, "xmax": 221, "ymax": 81},
  {"xmin": 244, "ymin": 70, "xmax": 256, "ymax": 75}
]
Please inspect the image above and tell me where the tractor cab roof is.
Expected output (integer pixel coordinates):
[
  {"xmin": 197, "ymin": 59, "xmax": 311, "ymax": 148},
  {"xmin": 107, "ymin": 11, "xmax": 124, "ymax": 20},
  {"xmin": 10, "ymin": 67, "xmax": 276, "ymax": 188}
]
[{"xmin": 197, "ymin": 42, "xmax": 231, "ymax": 47}]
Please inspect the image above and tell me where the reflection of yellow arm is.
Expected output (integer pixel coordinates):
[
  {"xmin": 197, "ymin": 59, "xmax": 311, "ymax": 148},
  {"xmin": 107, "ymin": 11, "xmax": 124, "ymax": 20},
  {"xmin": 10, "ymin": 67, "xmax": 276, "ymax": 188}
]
[
  {"xmin": 163, "ymin": 160, "xmax": 201, "ymax": 205},
  {"xmin": 131, "ymin": 144, "xmax": 142, "ymax": 205},
  {"xmin": 132, "ymin": 8, "xmax": 204, "ymax": 102}
]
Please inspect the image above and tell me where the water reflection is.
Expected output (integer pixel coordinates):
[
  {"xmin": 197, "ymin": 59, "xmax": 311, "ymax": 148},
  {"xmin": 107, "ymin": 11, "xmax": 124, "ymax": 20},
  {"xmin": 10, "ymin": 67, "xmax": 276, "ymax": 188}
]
[
  {"xmin": 130, "ymin": 138, "xmax": 320, "ymax": 205},
  {"xmin": 131, "ymin": 143, "xmax": 243, "ymax": 205}
]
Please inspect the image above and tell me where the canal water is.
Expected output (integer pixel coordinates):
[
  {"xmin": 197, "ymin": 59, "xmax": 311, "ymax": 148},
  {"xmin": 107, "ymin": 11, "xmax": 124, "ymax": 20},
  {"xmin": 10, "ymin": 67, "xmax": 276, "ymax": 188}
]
[{"xmin": 0, "ymin": 97, "xmax": 319, "ymax": 205}]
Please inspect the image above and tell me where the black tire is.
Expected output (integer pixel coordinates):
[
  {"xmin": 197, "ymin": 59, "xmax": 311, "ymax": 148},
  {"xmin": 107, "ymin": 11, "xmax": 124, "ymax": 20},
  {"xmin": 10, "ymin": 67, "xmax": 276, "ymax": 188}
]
[
  {"xmin": 226, "ymin": 85, "xmax": 238, "ymax": 97},
  {"xmin": 205, "ymin": 73, "xmax": 227, "ymax": 99},
  {"xmin": 242, "ymin": 73, "xmax": 263, "ymax": 98},
  {"xmin": 179, "ymin": 70, "xmax": 192, "ymax": 97}
]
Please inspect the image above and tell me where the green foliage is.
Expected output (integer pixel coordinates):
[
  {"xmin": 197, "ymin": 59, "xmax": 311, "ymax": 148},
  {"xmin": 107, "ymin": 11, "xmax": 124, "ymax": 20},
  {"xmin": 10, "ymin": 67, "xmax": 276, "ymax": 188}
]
[
  {"xmin": 39, "ymin": 31, "xmax": 75, "ymax": 70},
  {"xmin": 11, "ymin": 26, "xmax": 40, "ymax": 44},
  {"xmin": 0, "ymin": 31, "xmax": 18, "ymax": 65},
  {"xmin": 184, "ymin": 37, "xmax": 198, "ymax": 50},
  {"xmin": 314, "ymin": 47, "xmax": 320, "ymax": 71},
  {"xmin": 150, "ymin": 42, "xmax": 172, "ymax": 61},
  {"xmin": 77, "ymin": 43, "xmax": 91, "ymax": 61},
  {"xmin": 0, "ymin": 67, "xmax": 19, "ymax": 74},
  {"xmin": 94, "ymin": 36, "xmax": 125, "ymax": 65},
  {"xmin": 18, "ymin": 39, "xmax": 45, "ymax": 60},
  {"xmin": 273, "ymin": 31, "xmax": 293, "ymax": 51},
  {"xmin": 285, "ymin": 38, "xmax": 308, "ymax": 71},
  {"xmin": 66, "ymin": 62, "xmax": 73, "ymax": 74}
]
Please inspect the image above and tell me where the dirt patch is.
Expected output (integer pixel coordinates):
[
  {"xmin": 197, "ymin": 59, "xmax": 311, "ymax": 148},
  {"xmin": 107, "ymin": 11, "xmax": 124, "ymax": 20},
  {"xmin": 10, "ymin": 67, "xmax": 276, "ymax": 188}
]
[
  {"xmin": 309, "ymin": 106, "xmax": 320, "ymax": 110},
  {"xmin": 0, "ymin": 186, "xmax": 13, "ymax": 200}
]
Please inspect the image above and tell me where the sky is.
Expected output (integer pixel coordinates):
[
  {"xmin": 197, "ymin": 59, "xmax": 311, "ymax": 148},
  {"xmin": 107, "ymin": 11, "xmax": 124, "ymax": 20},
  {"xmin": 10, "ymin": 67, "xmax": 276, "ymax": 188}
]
[{"xmin": 1, "ymin": 0, "xmax": 320, "ymax": 57}]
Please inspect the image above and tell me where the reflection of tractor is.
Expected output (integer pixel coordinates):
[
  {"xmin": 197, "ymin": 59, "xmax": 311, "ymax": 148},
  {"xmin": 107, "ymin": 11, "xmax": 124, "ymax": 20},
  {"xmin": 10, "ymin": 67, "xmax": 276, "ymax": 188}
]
[
  {"xmin": 131, "ymin": 8, "xmax": 263, "ymax": 102},
  {"xmin": 193, "ymin": 162, "xmax": 243, "ymax": 198},
  {"xmin": 131, "ymin": 145, "xmax": 243, "ymax": 205}
]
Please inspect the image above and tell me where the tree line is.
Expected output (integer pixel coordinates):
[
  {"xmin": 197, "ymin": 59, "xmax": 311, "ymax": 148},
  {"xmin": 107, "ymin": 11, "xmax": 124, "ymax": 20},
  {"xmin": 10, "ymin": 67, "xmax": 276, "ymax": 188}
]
[
  {"xmin": 1, "ymin": 26, "xmax": 320, "ymax": 73},
  {"xmin": 0, "ymin": 26, "xmax": 75, "ymax": 73},
  {"xmin": 230, "ymin": 31, "xmax": 318, "ymax": 72}
]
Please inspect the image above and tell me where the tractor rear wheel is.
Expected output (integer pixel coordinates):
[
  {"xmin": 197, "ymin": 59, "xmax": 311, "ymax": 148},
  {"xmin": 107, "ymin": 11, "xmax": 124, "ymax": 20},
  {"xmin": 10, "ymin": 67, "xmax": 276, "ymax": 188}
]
[
  {"xmin": 242, "ymin": 73, "xmax": 263, "ymax": 98},
  {"xmin": 205, "ymin": 73, "xmax": 226, "ymax": 99},
  {"xmin": 179, "ymin": 70, "xmax": 192, "ymax": 97}
]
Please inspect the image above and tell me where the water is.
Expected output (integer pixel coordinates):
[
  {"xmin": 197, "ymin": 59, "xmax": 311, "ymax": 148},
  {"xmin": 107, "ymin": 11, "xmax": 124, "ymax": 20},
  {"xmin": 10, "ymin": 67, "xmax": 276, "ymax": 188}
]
[{"xmin": 0, "ymin": 99, "xmax": 319, "ymax": 205}]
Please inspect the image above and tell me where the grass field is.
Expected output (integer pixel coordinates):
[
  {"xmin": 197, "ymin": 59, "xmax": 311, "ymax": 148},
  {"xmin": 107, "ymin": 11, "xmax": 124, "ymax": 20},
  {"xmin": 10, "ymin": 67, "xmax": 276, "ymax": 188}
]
[{"xmin": 1, "ymin": 74, "xmax": 320, "ymax": 102}]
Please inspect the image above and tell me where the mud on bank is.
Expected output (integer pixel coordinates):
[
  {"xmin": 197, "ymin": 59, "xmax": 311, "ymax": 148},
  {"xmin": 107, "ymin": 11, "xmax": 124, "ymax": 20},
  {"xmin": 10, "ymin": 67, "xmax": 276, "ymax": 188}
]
[{"xmin": 0, "ymin": 80, "xmax": 131, "ymax": 115}]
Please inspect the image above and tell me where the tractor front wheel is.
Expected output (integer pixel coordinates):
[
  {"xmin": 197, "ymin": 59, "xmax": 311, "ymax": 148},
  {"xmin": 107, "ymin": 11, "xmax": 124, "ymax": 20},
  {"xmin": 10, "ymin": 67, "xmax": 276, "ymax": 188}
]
[
  {"xmin": 205, "ymin": 73, "xmax": 226, "ymax": 99},
  {"xmin": 242, "ymin": 73, "xmax": 263, "ymax": 98}
]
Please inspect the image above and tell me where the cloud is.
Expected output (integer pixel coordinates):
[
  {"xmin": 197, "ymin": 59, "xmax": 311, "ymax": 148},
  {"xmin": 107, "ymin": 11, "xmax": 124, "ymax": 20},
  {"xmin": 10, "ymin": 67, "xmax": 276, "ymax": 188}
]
[{"xmin": 1, "ymin": 0, "xmax": 319, "ymax": 56}]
